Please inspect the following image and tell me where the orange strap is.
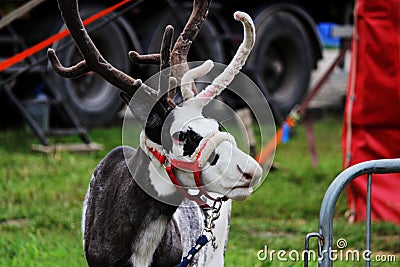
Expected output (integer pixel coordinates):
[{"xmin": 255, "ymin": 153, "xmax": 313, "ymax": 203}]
[
  {"xmin": 0, "ymin": 0, "xmax": 132, "ymax": 72},
  {"xmin": 255, "ymin": 117, "xmax": 296, "ymax": 165}
]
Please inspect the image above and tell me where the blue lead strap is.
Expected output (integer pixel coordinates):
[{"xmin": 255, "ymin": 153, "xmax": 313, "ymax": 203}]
[{"xmin": 176, "ymin": 235, "xmax": 209, "ymax": 267}]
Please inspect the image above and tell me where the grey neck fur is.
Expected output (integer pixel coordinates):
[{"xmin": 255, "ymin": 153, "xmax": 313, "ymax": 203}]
[{"xmin": 82, "ymin": 145, "xmax": 183, "ymax": 267}]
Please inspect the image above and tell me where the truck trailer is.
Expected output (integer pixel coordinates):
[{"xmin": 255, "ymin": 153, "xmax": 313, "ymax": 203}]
[{"xmin": 0, "ymin": 0, "xmax": 354, "ymax": 128}]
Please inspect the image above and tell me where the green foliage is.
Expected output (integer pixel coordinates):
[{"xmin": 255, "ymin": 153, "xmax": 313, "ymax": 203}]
[{"xmin": 0, "ymin": 115, "xmax": 399, "ymax": 266}]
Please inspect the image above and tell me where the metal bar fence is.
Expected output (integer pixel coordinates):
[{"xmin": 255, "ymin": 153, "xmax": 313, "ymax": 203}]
[{"xmin": 304, "ymin": 158, "xmax": 400, "ymax": 267}]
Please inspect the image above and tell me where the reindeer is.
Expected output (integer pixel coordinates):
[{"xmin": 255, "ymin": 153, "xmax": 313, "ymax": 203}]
[{"xmin": 48, "ymin": 0, "xmax": 262, "ymax": 266}]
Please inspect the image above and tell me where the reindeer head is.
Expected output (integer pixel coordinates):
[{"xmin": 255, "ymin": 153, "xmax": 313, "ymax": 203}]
[
  {"xmin": 49, "ymin": 0, "xmax": 262, "ymax": 202},
  {"xmin": 164, "ymin": 98, "xmax": 262, "ymax": 201}
]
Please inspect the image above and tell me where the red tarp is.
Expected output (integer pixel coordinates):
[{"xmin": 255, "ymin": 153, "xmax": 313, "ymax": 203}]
[{"xmin": 342, "ymin": 0, "xmax": 400, "ymax": 224}]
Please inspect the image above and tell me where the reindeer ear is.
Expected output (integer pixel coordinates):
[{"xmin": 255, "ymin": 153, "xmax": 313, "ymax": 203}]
[{"xmin": 120, "ymin": 91, "xmax": 169, "ymax": 128}]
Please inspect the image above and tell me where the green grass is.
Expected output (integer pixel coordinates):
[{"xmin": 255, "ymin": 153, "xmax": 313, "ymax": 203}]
[
  {"xmin": 1, "ymin": 114, "xmax": 399, "ymax": 266},
  {"xmin": 0, "ymin": 126, "xmax": 128, "ymax": 267}
]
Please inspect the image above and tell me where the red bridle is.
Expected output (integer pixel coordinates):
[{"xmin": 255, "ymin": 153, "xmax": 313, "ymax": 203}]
[{"xmin": 145, "ymin": 135, "xmax": 220, "ymax": 208}]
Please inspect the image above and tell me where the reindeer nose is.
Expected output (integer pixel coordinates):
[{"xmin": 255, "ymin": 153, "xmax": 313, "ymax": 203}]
[{"xmin": 237, "ymin": 164, "xmax": 262, "ymax": 181}]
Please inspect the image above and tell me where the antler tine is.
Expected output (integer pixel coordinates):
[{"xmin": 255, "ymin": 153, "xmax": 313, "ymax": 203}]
[
  {"xmin": 160, "ymin": 26, "xmax": 174, "ymax": 72},
  {"xmin": 158, "ymin": 25, "xmax": 174, "ymax": 101},
  {"xmin": 48, "ymin": 48, "xmax": 89, "ymax": 78},
  {"xmin": 196, "ymin": 11, "xmax": 255, "ymax": 106},
  {"xmin": 128, "ymin": 51, "xmax": 160, "ymax": 65},
  {"xmin": 181, "ymin": 59, "xmax": 214, "ymax": 101},
  {"xmin": 129, "ymin": 25, "xmax": 176, "ymax": 106},
  {"xmin": 49, "ymin": 0, "xmax": 156, "ymax": 97},
  {"xmin": 170, "ymin": 0, "xmax": 211, "ymax": 96}
]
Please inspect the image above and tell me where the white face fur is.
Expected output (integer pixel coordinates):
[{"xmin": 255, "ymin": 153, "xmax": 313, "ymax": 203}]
[{"xmin": 168, "ymin": 100, "xmax": 263, "ymax": 201}]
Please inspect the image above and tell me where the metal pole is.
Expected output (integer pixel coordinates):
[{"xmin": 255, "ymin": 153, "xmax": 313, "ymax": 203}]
[
  {"xmin": 304, "ymin": 232, "xmax": 322, "ymax": 267},
  {"xmin": 0, "ymin": 0, "xmax": 46, "ymax": 30},
  {"xmin": 365, "ymin": 173, "xmax": 372, "ymax": 267}
]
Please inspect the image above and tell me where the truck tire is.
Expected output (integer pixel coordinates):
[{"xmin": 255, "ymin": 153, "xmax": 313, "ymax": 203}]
[
  {"xmin": 250, "ymin": 11, "xmax": 313, "ymax": 117},
  {"xmin": 49, "ymin": 6, "xmax": 131, "ymax": 127}
]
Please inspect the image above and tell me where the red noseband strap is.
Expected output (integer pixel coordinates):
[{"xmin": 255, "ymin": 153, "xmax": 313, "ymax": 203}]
[{"xmin": 146, "ymin": 142, "xmax": 217, "ymax": 208}]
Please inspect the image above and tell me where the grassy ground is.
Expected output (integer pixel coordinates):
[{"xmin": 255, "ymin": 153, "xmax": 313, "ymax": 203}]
[{"xmin": 1, "ymin": 114, "xmax": 399, "ymax": 266}]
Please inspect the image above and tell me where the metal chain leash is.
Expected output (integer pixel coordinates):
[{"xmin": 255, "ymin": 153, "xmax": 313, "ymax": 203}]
[
  {"xmin": 177, "ymin": 198, "xmax": 224, "ymax": 267},
  {"xmin": 202, "ymin": 198, "xmax": 223, "ymax": 249}
]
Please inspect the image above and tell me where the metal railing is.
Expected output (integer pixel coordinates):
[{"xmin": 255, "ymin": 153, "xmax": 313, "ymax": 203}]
[{"xmin": 304, "ymin": 158, "xmax": 400, "ymax": 267}]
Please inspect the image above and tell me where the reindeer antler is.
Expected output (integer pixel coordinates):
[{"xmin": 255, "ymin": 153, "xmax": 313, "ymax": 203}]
[
  {"xmin": 193, "ymin": 11, "xmax": 255, "ymax": 106},
  {"xmin": 49, "ymin": 0, "xmax": 252, "ymax": 114},
  {"xmin": 130, "ymin": 0, "xmax": 212, "ymax": 100},
  {"xmin": 179, "ymin": 11, "xmax": 255, "ymax": 104},
  {"xmin": 48, "ymin": 0, "xmax": 155, "ymax": 98},
  {"xmin": 170, "ymin": 0, "xmax": 211, "ymax": 91},
  {"xmin": 49, "ymin": 0, "xmax": 212, "ymax": 108}
]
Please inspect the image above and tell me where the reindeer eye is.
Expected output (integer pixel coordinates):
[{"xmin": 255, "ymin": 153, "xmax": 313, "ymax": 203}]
[{"xmin": 172, "ymin": 131, "xmax": 186, "ymax": 142}]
